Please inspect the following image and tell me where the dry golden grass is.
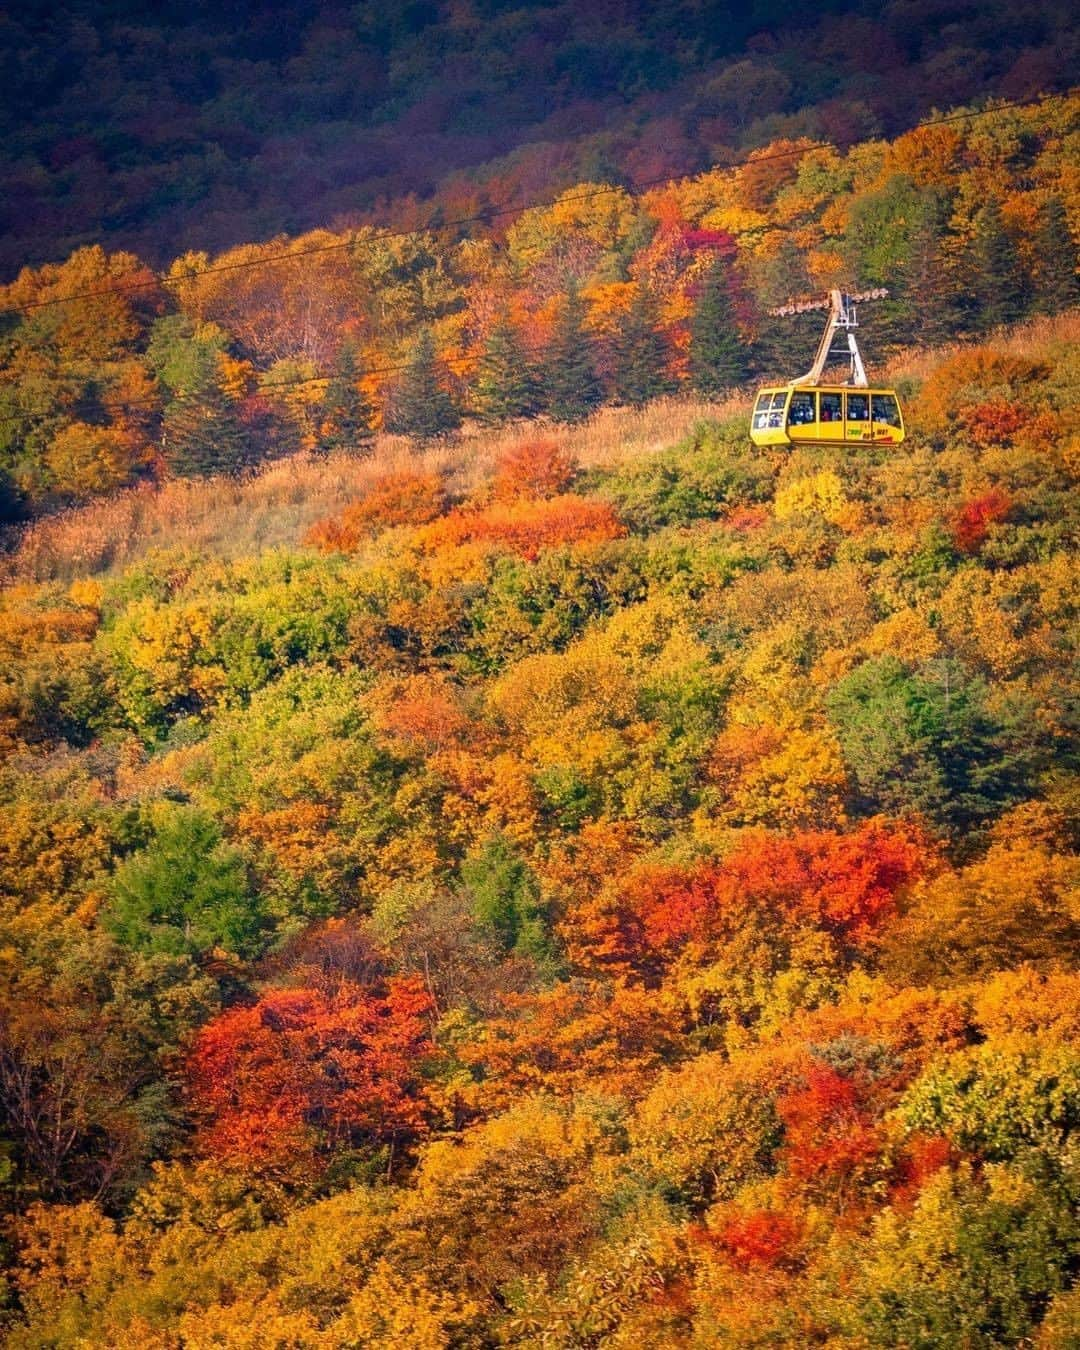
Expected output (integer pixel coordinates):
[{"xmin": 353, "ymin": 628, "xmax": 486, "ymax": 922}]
[
  {"xmin": 883, "ymin": 308, "xmax": 1080, "ymax": 384},
  {"xmin": 472, "ymin": 393, "xmax": 741, "ymax": 471},
  {"xmin": 0, "ymin": 394, "xmax": 732, "ymax": 585}
]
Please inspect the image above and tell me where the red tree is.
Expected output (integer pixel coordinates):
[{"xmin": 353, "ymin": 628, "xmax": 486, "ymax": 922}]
[
  {"xmin": 707, "ymin": 1210, "xmax": 804, "ymax": 1269},
  {"xmin": 776, "ymin": 1065, "xmax": 882, "ymax": 1192},
  {"xmin": 187, "ymin": 975, "xmax": 436, "ymax": 1179},
  {"xmin": 951, "ymin": 488, "xmax": 1012, "ymax": 553},
  {"xmin": 629, "ymin": 820, "xmax": 929, "ymax": 962}
]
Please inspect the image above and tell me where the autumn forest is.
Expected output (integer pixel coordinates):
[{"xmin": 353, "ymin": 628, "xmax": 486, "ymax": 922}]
[{"xmin": 0, "ymin": 1, "xmax": 1078, "ymax": 1346}]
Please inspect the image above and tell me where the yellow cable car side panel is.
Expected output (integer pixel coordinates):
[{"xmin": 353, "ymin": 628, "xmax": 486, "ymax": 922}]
[{"xmin": 751, "ymin": 385, "xmax": 905, "ymax": 448}]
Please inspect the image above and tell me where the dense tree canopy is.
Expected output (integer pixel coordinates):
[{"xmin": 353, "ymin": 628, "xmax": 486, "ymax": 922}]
[{"xmin": 0, "ymin": 295, "xmax": 1076, "ymax": 1340}]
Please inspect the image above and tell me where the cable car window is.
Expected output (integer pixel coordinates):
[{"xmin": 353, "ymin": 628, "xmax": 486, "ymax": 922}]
[
  {"xmin": 846, "ymin": 393, "xmax": 869, "ymax": 421},
  {"xmin": 788, "ymin": 391, "xmax": 816, "ymax": 425},
  {"xmin": 820, "ymin": 393, "xmax": 842, "ymax": 423},
  {"xmin": 752, "ymin": 393, "xmax": 774, "ymax": 430},
  {"xmin": 767, "ymin": 392, "xmax": 785, "ymax": 428},
  {"xmin": 872, "ymin": 393, "xmax": 901, "ymax": 426}
]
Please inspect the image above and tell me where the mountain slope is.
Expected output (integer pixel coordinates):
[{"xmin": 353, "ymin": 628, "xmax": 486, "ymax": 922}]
[{"xmin": 0, "ymin": 310, "xmax": 1077, "ymax": 1344}]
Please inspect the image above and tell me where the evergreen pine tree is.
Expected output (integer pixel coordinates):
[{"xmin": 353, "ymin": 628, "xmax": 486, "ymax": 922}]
[
  {"xmin": 387, "ymin": 329, "xmax": 462, "ymax": 440},
  {"xmin": 746, "ymin": 239, "xmax": 811, "ymax": 378},
  {"xmin": 162, "ymin": 379, "xmax": 247, "ymax": 478},
  {"xmin": 690, "ymin": 258, "xmax": 749, "ymax": 395},
  {"xmin": 474, "ymin": 315, "xmax": 538, "ymax": 425},
  {"xmin": 319, "ymin": 341, "xmax": 374, "ymax": 455},
  {"xmin": 748, "ymin": 311, "xmax": 810, "ymax": 383},
  {"xmin": 972, "ymin": 199, "xmax": 1028, "ymax": 332},
  {"xmin": 1033, "ymin": 196, "xmax": 1078, "ymax": 315},
  {"xmin": 237, "ymin": 392, "xmax": 301, "ymax": 466},
  {"xmin": 152, "ymin": 315, "xmax": 253, "ymax": 478},
  {"xmin": 542, "ymin": 283, "xmax": 602, "ymax": 424},
  {"xmin": 898, "ymin": 214, "xmax": 964, "ymax": 346},
  {"xmin": 610, "ymin": 286, "xmax": 675, "ymax": 406}
]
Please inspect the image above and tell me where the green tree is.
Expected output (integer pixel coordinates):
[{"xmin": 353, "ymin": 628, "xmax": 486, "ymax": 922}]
[
  {"xmin": 690, "ymin": 259, "xmax": 748, "ymax": 395},
  {"xmin": 843, "ymin": 1163, "xmax": 1080, "ymax": 1348},
  {"xmin": 610, "ymin": 286, "xmax": 674, "ymax": 406},
  {"xmin": 387, "ymin": 328, "xmax": 462, "ymax": 440},
  {"xmin": 750, "ymin": 310, "xmax": 817, "ymax": 381},
  {"xmin": 971, "ymin": 199, "xmax": 1029, "ymax": 332},
  {"xmin": 1033, "ymin": 195, "xmax": 1078, "ymax": 315},
  {"xmin": 542, "ymin": 283, "xmax": 602, "ymax": 424},
  {"xmin": 319, "ymin": 341, "xmax": 374, "ymax": 454},
  {"xmin": 846, "ymin": 174, "xmax": 931, "ymax": 289},
  {"xmin": 901, "ymin": 1037, "xmax": 1080, "ymax": 1165},
  {"xmin": 147, "ymin": 314, "xmax": 228, "ymax": 396},
  {"xmin": 150, "ymin": 317, "xmax": 252, "ymax": 477},
  {"xmin": 897, "ymin": 212, "xmax": 965, "ymax": 346},
  {"xmin": 826, "ymin": 655, "xmax": 1041, "ymax": 836},
  {"xmin": 747, "ymin": 238, "xmax": 812, "ymax": 378},
  {"xmin": 458, "ymin": 833, "xmax": 551, "ymax": 962},
  {"xmin": 105, "ymin": 806, "xmax": 270, "ymax": 961},
  {"xmin": 474, "ymin": 315, "xmax": 538, "ymax": 424},
  {"xmin": 162, "ymin": 384, "xmax": 249, "ymax": 478}
]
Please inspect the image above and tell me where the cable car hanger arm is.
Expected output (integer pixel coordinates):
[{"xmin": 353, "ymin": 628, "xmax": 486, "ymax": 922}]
[{"xmin": 770, "ymin": 287, "xmax": 889, "ymax": 387}]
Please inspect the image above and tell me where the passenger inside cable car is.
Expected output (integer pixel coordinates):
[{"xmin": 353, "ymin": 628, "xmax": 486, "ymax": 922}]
[
  {"xmin": 789, "ymin": 391, "xmax": 815, "ymax": 424},
  {"xmin": 872, "ymin": 393, "xmax": 902, "ymax": 426},
  {"xmin": 751, "ymin": 391, "xmax": 786, "ymax": 432}
]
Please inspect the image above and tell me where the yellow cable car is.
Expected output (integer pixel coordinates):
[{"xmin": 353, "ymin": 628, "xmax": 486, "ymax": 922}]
[{"xmin": 749, "ymin": 289, "xmax": 905, "ymax": 449}]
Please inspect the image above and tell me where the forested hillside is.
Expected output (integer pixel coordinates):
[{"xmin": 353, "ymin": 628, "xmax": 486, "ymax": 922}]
[
  {"xmin": 1, "ymin": 90, "xmax": 1077, "ymax": 519},
  {"xmin": 2, "ymin": 0, "xmax": 1076, "ymax": 276},
  {"xmin": 0, "ymin": 295, "xmax": 1077, "ymax": 1341},
  {"xmin": 1, "ymin": 7, "xmax": 1079, "ymax": 1341}
]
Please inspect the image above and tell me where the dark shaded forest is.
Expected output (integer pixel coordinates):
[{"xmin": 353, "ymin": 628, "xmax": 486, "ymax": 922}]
[{"xmin": 2, "ymin": 0, "xmax": 1076, "ymax": 275}]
